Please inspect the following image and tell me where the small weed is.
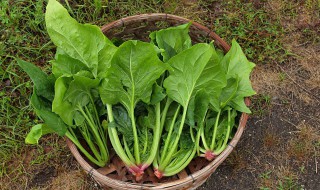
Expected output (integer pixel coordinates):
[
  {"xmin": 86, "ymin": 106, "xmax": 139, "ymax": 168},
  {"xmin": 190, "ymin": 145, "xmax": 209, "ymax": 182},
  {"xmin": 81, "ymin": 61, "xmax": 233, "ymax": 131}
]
[
  {"xmin": 259, "ymin": 171, "xmax": 272, "ymax": 179},
  {"xmin": 277, "ymin": 176, "xmax": 302, "ymax": 190},
  {"xmin": 279, "ymin": 72, "xmax": 286, "ymax": 81},
  {"xmin": 251, "ymin": 94, "xmax": 272, "ymax": 117}
]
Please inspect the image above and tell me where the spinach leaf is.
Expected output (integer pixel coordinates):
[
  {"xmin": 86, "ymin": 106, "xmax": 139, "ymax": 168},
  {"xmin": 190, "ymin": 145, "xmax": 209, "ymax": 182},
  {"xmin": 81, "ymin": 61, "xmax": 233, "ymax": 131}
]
[
  {"xmin": 31, "ymin": 89, "xmax": 67, "ymax": 136},
  {"xmin": 46, "ymin": 0, "xmax": 115, "ymax": 77},
  {"xmin": 25, "ymin": 124, "xmax": 55, "ymax": 144},
  {"xmin": 164, "ymin": 43, "xmax": 226, "ymax": 108},
  {"xmin": 220, "ymin": 39, "xmax": 256, "ymax": 112},
  {"xmin": 100, "ymin": 40, "xmax": 167, "ymax": 108},
  {"xmin": 150, "ymin": 23, "xmax": 192, "ymax": 62},
  {"xmin": 17, "ymin": 58, "xmax": 54, "ymax": 101},
  {"xmin": 52, "ymin": 48, "xmax": 88, "ymax": 78}
]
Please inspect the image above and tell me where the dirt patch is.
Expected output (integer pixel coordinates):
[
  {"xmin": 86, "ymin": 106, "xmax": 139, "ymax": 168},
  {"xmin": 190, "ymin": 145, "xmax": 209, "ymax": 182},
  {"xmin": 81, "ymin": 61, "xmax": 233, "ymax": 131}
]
[
  {"xmin": 200, "ymin": 92, "xmax": 319, "ymax": 189},
  {"xmin": 29, "ymin": 166, "xmax": 57, "ymax": 188}
]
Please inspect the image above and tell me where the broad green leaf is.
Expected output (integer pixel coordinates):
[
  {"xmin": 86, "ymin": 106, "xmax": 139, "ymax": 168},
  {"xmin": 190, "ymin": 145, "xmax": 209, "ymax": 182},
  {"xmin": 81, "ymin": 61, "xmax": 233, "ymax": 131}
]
[
  {"xmin": 220, "ymin": 39, "xmax": 256, "ymax": 97},
  {"xmin": 150, "ymin": 83, "xmax": 166, "ymax": 105},
  {"xmin": 52, "ymin": 48, "xmax": 88, "ymax": 78},
  {"xmin": 45, "ymin": 0, "xmax": 114, "ymax": 77},
  {"xmin": 150, "ymin": 23, "xmax": 192, "ymax": 62},
  {"xmin": 52, "ymin": 77, "xmax": 74, "ymax": 126},
  {"xmin": 17, "ymin": 58, "xmax": 54, "ymax": 101},
  {"xmin": 219, "ymin": 77, "xmax": 239, "ymax": 108},
  {"xmin": 97, "ymin": 44, "xmax": 118, "ymax": 78},
  {"xmin": 99, "ymin": 40, "xmax": 167, "ymax": 111},
  {"xmin": 229, "ymin": 96, "xmax": 251, "ymax": 113},
  {"xmin": 220, "ymin": 39, "xmax": 256, "ymax": 112},
  {"xmin": 164, "ymin": 43, "xmax": 227, "ymax": 108},
  {"xmin": 25, "ymin": 124, "xmax": 55, "ymax": 144},
  {"xmin": 64, "ymin": 75, "xmax": 99, "ymax": 107},
  {"xmin": 31, "ymin": 90, "xmax": 67, "ymax": 136}
]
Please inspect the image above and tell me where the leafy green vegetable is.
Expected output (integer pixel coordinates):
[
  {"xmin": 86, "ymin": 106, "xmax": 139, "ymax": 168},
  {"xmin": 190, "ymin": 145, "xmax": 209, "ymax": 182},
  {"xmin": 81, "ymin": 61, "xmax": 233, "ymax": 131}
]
[
  {"xmin": 17, "ymin": 58, "xmax": 54, "ymax": 101},
  {"xmin": 154, "ymin": 43, "xmax": 227, "ymax": 177},
  {"xmin": 25, "ymin": 124, "xmax": 54, "ymax": 144},
  {"xmin": 100, "ymin": 40, "xmax": 166, "ymax": 179},
  {"xmin": 19, "ymin": 0, "xmax": 256, "ymax": 180},
  {"xmin": 45, "ymin": 0, "xmax": 114, "ymax": 77}
]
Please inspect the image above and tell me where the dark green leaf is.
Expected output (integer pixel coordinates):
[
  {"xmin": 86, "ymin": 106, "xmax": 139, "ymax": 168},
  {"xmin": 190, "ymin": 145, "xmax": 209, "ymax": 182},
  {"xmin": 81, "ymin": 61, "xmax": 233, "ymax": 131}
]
[{"xmin": 17, "ymin": 58, "xmax": 54, "ymax": 101}]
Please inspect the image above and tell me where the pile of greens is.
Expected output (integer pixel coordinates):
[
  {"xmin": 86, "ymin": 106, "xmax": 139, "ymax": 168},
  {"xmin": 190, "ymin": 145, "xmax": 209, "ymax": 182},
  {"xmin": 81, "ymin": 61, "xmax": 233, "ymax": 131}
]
[{"xmin": 20, "ymin": 0, "xmax": 255, "ymax": 181}]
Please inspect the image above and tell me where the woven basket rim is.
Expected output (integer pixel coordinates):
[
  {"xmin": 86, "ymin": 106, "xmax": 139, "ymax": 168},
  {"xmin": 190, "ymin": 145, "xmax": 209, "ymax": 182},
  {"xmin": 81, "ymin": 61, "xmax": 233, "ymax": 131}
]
[{"xmin": 66, "ymin": 13, "xmax": 250, "ymax": 190}]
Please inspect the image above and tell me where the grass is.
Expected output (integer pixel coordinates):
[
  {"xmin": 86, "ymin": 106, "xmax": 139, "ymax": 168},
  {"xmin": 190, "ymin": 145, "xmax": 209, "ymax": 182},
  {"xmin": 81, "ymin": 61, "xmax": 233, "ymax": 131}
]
[{"xmin": 1, "ymin": 0, "xmax": 319, "ymax": 189}]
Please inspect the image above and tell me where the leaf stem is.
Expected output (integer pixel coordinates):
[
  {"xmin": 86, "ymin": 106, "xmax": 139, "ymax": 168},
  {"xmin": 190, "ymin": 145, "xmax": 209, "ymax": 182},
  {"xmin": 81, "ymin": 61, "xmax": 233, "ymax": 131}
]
[
  {"xmin": 129, "ymin": 106, "xmax": 140, "ymax": 164},
  {"xmin": 159, "ymin": 107, "xmax": 187, "ymax": 171},
  {"xmin": 160, "ymin": 105, "xmax": 181, "ymax": 164},
  {"xmin": 65, "ymin": 130, "xmax": 104, "ymax": 167},
  {"xmin": 210, "ymin": 110, "xmax": 221, "ymax": 150},
  {"xmin": 214, "ymin": 109, "xmax": 232, "ymax": 155},
  {"xmin": 107, "ymin": 104, "xmax": 134, "ymax": 167}
]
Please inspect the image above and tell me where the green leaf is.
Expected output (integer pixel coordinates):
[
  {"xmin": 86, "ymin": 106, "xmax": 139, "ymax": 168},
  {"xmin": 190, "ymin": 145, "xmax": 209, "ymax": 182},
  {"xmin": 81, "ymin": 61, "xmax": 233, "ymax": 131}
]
[
  {"xmin": 52, "ymin": 76, "xmax": 75, "ymax": 126},
  {"xmin": 194, "ymin": 90, "xmax": 210, "ymax": 125},
  {"xmin": 112, "ymin": 105, "xmax": 133, "ymax": 144},
  {"xmin": 52, "ymin": 48, "xmax": 88, "ymax": 78},
  {"xmin": 17, "ymin": 58, "xmax": 54, "ymax": 101},
  {"xmin": 220, "ymin": 77, "xmax": 239, "ymax": 108},
  {"xmin": 220, "ymin": 39, "xmax": 256, "ymax": 98},
  {"xmin": 31, "ymin": 90, "xmax": 68, "ymax": 136},
  {"xmin": 215, "ymin": 109, "xmax": 237, "ymax": 141},
  {"xmin": 97, "ymin": 43, "xmax": 118, "ymax": 78},
  {"xmin": 45, "ymin": 0, "xmax": 114, "ymax": 77},
  {"xmin": 150, "ymin": 23, "xmax": 192, "ymax": 62},
  {"xmin": 99, "ymin": 40, "xmax": 167, "ymax": 111},
  {"xmin": 25, "ymin": 124, "xmax": 55, "ymax": 144},
  {"xmin": 219, "ymin": 39, "xmax": 256, "ymax": 113},
  {"xmin": 229, "ymin": 96, "xmax": 251, "ymax": 113},
  {"xmin": 164, "ymin": 43, "xmax": 227, "ymax": 108},
  {"xmin": 64, "ymin": 74, "xmax": 99, "ymax": 107},
  {"xmin": 150, "ymin": 83, "xmax": 166, "ymax": 105}
]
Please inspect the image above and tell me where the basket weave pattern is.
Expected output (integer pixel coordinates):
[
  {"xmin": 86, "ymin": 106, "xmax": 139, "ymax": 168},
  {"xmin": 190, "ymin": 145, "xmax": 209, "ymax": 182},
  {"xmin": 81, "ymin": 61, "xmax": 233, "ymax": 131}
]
[{"xmin": 66, "ymin": 13, "xmax": 250, "ymax": 190}]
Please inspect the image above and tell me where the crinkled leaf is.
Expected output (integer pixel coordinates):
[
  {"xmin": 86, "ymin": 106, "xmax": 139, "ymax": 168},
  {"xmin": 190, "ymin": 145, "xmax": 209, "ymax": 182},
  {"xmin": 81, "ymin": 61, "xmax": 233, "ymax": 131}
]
[
  {"xmin": 164, "ymin": 43, "xmax": 226, "ymax": 108},
  {"xmin": 139, "ymin": 125, "xmax": 153, "ymax": 162},
  {"xmin": 215, "ymin": 109, "xmax": 237, "ymax": 140},
  {"xmin": 99, "ymin": 40, "xmax": 167, "ymax": 112},
  {"xmin": 112, "ymin": 105, "xmax": 133, "ymax": 143},
  {"xmin": 17, "ymin": 58, "xmax": 54, "ymax": 101},
  {"xmin": 150, "ymin": 23, "xmax": 192, "ymax": 62},
  {"xmin": 25, "ymin": 124, "xmax": 55, "ymax": 144},
  {"xmin": 179, "ymin": 130, "xmax": 193, "ymax": 150}
]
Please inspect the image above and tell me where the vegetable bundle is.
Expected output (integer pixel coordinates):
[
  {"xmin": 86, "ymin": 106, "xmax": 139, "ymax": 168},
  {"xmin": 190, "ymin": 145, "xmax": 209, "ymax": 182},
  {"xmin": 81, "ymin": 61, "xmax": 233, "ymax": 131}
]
[{"xmin": 19, "ymin": 0, "xmax": 255, "ymax": 181}]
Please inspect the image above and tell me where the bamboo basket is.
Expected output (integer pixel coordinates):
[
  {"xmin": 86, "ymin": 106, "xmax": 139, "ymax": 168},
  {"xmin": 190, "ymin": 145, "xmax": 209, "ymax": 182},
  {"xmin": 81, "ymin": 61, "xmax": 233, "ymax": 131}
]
[{"xmin": 66, "ymin": 13, "xmax": 250, "ymax": 190}]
